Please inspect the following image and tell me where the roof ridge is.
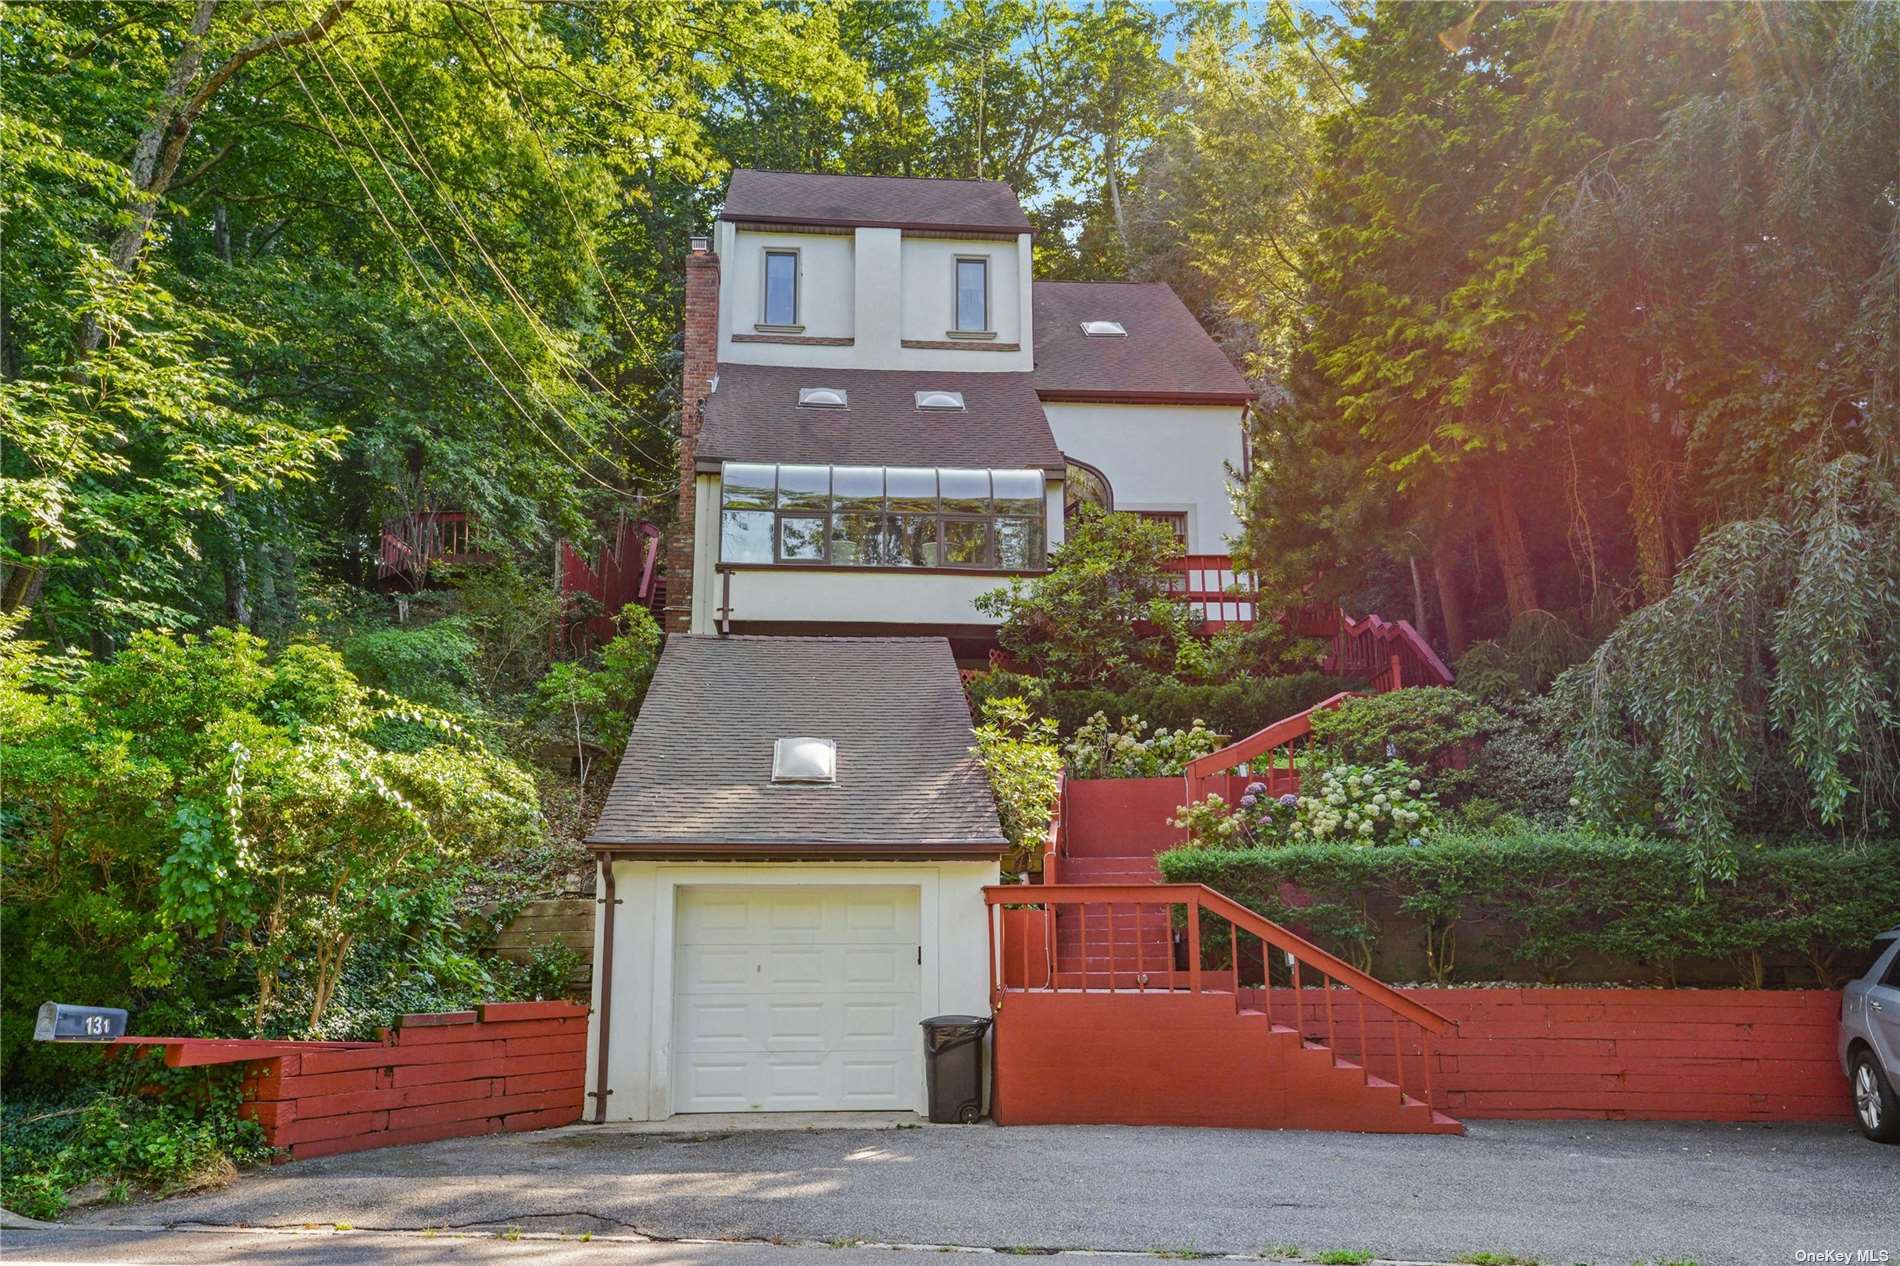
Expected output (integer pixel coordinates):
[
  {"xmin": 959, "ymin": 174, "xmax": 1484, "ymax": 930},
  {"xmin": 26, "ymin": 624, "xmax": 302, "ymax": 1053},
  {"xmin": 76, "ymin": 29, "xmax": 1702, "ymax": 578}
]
[{"xmin": 734, "ymin": 167, "xmax": 1017, "ymax": 190}]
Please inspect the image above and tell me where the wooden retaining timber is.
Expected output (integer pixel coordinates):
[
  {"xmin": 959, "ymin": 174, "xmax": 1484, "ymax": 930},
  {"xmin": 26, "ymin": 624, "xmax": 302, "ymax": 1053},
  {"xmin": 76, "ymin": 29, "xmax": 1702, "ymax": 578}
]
[
  {"xmin": 494, "ymin": 898, "xmax": 595, "ymax": 987},
  {"xmin": 230, "ymin": 1002, "xmax": 588, "ymax": 1161}
]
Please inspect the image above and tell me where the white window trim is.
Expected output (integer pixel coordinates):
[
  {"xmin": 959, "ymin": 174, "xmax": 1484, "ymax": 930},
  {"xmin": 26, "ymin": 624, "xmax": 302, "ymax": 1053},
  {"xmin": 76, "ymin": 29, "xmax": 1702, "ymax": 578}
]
[
  {"xmin": 949, "ymin": 255, "xmax": 994, "ymax": 339},
  {"xmin": 758, "ymin": 247, "xmax": 803, "ymax": 333}
]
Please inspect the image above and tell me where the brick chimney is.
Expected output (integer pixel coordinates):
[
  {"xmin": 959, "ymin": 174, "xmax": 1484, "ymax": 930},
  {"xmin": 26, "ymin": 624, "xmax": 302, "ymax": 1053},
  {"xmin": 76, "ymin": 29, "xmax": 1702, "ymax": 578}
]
[{"xmin": 665, "ymin": 234, "xmax": 719, "ymax": 633}]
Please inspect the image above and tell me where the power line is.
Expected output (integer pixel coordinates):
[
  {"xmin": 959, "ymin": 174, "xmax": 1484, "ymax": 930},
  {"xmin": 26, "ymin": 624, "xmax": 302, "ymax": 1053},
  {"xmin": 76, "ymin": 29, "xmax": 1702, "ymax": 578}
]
[
  {"xmin": 335, "ymin": 47, "xmax": 670, "ymax": 473},
  {"xmin": 280, "ymin": 44, "xmax": 628, "ymax": 496},
  {"xmin": 301, "ymin": 37, "xmax": 638, "ymax": 481}
]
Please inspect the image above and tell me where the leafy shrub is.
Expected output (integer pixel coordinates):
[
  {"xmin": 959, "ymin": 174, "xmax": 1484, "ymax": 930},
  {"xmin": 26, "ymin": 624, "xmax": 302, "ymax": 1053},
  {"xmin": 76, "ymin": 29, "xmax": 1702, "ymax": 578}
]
[
  {"xmin": 987, "ymin": 672, "xmax": 1355, "ymax": 741},
  {"xmin": 1308, "ymin": 687, "xmax": 1500, "ymax": 804},
  {"xmin": 530, "ymin": 604, "xmax": 662, "ymax": 781},
  {"xmin": 1465, "ymin": 695, "xmax": 1576, "ymax": 826},
  {"xmin": 1064, "ymin": 711, "xmax": 1224, "ymax": 778},
  {"xmin": 1452, "ymin": 610, "xmax": 1595, "ymax": 701},
  {"xmin": 969, "ymin": 696, "xmax": 1063, "ymax": 875},
  {"xmin": 1172, "ymin": 761, "xmax": 1436, "ymax": 848},
  {"xmin": 1, "ymin": 628, "xmax": 543, "ymax": 1078},
  {"xmin": 342, "ymin": 618, "xmax": 481, "ymax": 711},
  {"xmin": 975, "ymin": 506, "xmax": 1186, "ymax": 687},
  {"xmin": 1157, "ymin": 830, "xmax": 1900, "ymax": 986},
  {"xmin": 1, "ymin": 1064, "xmax": 269, "ymax": 1220}
]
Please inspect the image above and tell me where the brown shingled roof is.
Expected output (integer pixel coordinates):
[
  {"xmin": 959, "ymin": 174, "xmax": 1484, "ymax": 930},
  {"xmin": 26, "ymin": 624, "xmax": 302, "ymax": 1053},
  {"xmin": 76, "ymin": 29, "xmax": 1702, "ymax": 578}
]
[
  {"xmin": 588, "ymin": 636, "xmax": 1006, "ymax": 857},
  {"xmin": 1031, "ymin": 281, "xmax": 1254, "ymax": 403},
  {"xmin": 696, "ymin": 364, "xmax": 1064, "ymax": 472},
  {"xmin": 722, "ymin": 169, "xmax": 1031, "ymax": 235}
]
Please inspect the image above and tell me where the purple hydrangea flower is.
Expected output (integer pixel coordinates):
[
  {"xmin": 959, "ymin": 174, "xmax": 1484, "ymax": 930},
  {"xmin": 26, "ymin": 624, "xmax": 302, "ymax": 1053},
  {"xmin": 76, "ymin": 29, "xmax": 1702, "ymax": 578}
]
[
  {"xmin": 1279, "ymin": 793, "xmax": 1299, "ymax": 807},
  {"xmin": 1240, "ymin": 794, "xmax": 1258, "ymax": 808},
  {"xmin": 1244, "ymin": 782, "xmax": 1267, "ymax": 796}
]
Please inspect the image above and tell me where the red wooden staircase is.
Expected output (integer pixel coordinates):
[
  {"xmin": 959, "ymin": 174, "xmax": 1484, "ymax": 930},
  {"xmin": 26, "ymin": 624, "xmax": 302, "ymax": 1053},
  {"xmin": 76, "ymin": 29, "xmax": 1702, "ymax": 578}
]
[{"xmin": 986, "ymin": 883, "xmax": 1462, "ymax": 1134}]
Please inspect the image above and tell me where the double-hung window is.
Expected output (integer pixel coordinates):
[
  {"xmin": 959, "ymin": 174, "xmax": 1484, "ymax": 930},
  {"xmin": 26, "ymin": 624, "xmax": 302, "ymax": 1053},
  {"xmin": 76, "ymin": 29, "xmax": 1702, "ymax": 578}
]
[
  {"xmin": 719, "ymin": 463, "xmax": 1045, "ymax": 570},
  {"xmin": 954, "ymin": 257, "xmax": 989, "ymax": 333},
  {"xmin": 762, "ymin": 250, "xmax": 799, "ymax": 328}
]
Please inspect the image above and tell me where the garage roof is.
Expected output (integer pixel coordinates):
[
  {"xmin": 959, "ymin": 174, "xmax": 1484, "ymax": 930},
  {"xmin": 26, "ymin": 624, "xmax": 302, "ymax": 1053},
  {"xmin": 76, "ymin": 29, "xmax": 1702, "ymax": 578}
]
[{"xmin": 588, "ymin": 636, "xmax": 1007, "ymax": 858}]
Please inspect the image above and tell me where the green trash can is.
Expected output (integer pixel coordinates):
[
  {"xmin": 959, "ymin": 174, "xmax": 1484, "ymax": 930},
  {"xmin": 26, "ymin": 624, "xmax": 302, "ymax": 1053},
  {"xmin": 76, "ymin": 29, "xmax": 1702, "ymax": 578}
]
[{"xmin": 920, "ymin": 1014, "xmax": 991, "ymax": 1123}]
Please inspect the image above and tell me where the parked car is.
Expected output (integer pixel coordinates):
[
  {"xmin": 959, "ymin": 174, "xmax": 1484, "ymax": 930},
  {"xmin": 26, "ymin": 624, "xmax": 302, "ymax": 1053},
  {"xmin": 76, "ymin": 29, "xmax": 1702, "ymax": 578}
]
[{"xmin": 1839, "ymin": 926, "xmax": 1900, "ymax": 1143}]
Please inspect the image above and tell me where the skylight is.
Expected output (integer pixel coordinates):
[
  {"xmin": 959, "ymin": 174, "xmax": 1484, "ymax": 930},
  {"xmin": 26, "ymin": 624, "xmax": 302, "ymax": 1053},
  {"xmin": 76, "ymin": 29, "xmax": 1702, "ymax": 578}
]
[
  {"xmin": 1079, "ymin": 320, "xmax": 1127, "ymax": 338},
  {"xmin": 914, "ymin": 390, "xmax": 967, "ymax": 411},
  {"xmin": 772, "ymin": 737, "xmax": 837, "ymax": 784},
  {"xmin": 798, "ymin": 387, "xmax": 848, "ymax": 408}
]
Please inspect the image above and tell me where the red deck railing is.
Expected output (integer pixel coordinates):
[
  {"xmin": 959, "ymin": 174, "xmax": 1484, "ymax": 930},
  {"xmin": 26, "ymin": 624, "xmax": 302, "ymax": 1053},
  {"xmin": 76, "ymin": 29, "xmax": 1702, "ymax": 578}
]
[
  {"xmin": 559, "ymin": 518, "xmax": 663, "ymax": 655},
  {"xmin": 377, "ymin": 511, "xmax": 489, "ymax": 587},
  {"xmin": 986, "ymin": 882, "xmax": 1456, "ymax": 1111},
  {"xmin": 1163, "ymin": 555, "xmax": 1257, "ymax": 630},
  {"xmin": 1331, "ymin": 609, "xmax": 1453, "ymax": 688}
]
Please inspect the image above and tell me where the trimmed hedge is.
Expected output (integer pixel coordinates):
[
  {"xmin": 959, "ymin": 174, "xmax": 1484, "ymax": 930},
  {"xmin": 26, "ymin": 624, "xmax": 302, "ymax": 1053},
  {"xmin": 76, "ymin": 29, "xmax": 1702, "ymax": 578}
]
[
  {"xmin": 1157, "ymin": 831, "xmax": 1900, "ymax": 987},
  {"xmin": 1026, "ymin": 672, "xmax": 1357, "ymax": 740}
]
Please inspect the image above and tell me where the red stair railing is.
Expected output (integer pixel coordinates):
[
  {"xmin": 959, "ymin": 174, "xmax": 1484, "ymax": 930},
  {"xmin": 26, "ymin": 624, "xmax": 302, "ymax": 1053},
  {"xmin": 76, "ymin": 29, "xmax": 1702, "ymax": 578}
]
[
  {"xmin": 985, "ymin": 883, "xmax": 1457, "ymax": 1111},
  {"xmin": 1180, "ymin": 690, "xmax": 1356, "ymax": 806},
  {"xmin": 1330, "ymin": 609, "xmax": 1453, "ymax": 688}
]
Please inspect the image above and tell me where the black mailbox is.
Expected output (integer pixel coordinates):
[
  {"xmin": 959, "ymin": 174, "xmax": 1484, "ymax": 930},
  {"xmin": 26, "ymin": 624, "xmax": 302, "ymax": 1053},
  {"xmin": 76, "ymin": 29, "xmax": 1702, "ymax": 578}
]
[{"xmin": 34, "ymin": 1003, "xmax": 128, "ymax": 1043}]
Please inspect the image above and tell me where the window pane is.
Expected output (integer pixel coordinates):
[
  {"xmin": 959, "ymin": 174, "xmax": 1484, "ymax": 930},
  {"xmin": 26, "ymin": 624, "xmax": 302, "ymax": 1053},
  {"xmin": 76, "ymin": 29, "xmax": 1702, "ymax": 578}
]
[
  {"xmin": 956, "ymin": 258, "xmax": 987, "ymax": 330},
  {"xmin": 887, "ymin": 513, "xmax": 938, "ymax": 566},
  {"xmin": 938, "ymin": 468, "xmax": 990, "ymax": 513},
  {"xmin": 777, "ymin": 464, "xmax": 829, "ymax": 510},
  {"xmin": 722, "ymin": 462, "xmax": 776, "ymax": 510},
  {"xmin": 765, "ymin": 252, "xmax": 797, "ymax": 325},
  {"xmin": 885, "ymin": 466, "xmax": 938, "ymax": 512},
  {"xmin": 832, "ymin": 465, "xmax": 884, "ymax": 512},
  {"xmin": 779, "ymin": 514, "xmax": 827, "ymax": 562},
  {"xmin": 996, "ymin": 517, "xmax": 1042, "ymax": 570},
  {"xmin": 830, "ymin": 513, "xmax": 884, "ymax": 565},
  {"xmin": 991, "ymin": 469, "xmax": 1044, "ymax": 515},
  {"xmin": 941, "ymin": 518, "xmax": 992, "ymax": 566},
  {"xmin": 721, "ymin": 510, "xmax": 774, "ymax": 563}
]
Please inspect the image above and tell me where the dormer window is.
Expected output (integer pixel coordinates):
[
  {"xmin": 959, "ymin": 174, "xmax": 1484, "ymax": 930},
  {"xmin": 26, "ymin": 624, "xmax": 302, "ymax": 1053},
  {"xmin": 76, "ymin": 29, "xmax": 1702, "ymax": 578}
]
[
  {"xmin": 798, "ymin": 386, "xmax": 848, "ymax": 408},
  {"xmin": 760, "ymin": 249, "xmax": 800, "ymax": 330},
  {"xmin": 772, "ymin": 736, "xmax": 836, "ymax": 784},
  {"xmin": 1080, "ymin": 320, "xmax": 1127, "ymax": 338},
  {"xmin": 914, "ymin": 390, "xmax": 966, "ymax": 411}
]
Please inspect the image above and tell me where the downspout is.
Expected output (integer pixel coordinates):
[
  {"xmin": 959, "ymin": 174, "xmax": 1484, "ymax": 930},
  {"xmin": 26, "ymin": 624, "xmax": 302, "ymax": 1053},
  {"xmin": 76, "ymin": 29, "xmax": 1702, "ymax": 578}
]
[
  {"xmin": 590, "ymin": 855, "xmax": 618, "ymax": 1124},
  {"xmin": 717, "ymin": 567, "xmax": 732, "ymax": 636}
]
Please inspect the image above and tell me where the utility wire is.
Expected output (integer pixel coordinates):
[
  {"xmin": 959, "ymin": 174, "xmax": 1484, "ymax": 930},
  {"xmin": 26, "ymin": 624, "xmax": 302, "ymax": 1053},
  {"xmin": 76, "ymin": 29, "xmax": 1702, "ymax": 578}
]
[
  {"xmin": 300, "ymin": 37, "xmax": 634, "ymax": 482},
  {"xmin": 281, "ymin": 45, "xmax": 628, "ymax": 496},
  {"xmin": 338, "ymin": 48, "xmax": 669, "ymax": 473}
]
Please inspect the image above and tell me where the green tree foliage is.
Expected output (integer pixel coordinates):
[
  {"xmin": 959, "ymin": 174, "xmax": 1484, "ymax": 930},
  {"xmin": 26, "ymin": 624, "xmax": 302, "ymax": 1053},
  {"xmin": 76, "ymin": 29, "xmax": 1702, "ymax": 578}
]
[
  {"xmin": 0, "ymin": 627, "xmax": 542, "ymax": 1072},
  {"xmin": 1563, "ymin": 455, "xmax": 1900, "ymax": 852},
  {"xmin": 1243, "ymin": 1, "xmax": 1899, "ymax": 660},
  {"xmin": 530, "ymin": 603, "xmax": 663, "ymax": 782}
]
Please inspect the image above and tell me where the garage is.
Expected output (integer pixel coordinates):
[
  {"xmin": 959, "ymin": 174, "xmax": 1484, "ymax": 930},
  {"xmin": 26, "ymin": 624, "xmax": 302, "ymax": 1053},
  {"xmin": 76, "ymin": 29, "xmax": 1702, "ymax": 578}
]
[
  {"xmin": 673, "ymin": 885, "xmax": 923, "ymax": 1112},
  {"xmin": 585, "ymin": 636, "xmax": 1006, "ymax": 1123}
]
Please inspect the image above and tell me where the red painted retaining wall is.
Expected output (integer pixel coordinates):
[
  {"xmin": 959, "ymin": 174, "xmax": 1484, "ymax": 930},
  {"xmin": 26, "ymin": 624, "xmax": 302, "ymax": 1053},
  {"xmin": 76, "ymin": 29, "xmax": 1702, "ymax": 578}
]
[
  {"xmin": 238, "ymin": 1001, "xmax": 587, "ymax": 1160},
  {"xmin": 1402, "ymin": 988, "xmax": 1850, "ymax": 1122}
]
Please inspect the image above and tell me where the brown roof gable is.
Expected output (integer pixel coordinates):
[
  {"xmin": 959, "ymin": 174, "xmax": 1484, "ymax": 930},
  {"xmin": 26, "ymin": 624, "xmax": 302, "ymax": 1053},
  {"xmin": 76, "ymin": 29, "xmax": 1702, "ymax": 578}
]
[
  {"xmin": 696, "ymin": 364, "xmax": 1064, "ymax": 472},
  {"xmin": 1031, "ymin": 281, "xmax": 1254, "ymax": 404},
  {"xmin": 588, "ymin": 636, "xmax": 1006, "ymax": 857},
  {"xmin": 722, "ymin": 169, "xmax": 1032, "ymax": 235}
]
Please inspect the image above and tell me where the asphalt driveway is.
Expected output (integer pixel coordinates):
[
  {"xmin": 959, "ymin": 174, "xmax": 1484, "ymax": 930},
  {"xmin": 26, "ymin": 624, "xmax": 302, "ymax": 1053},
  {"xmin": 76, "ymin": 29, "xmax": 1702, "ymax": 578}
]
[{"xmin": 66, "ymin": 1119, "xmax": 1900, "ymax": 1266}]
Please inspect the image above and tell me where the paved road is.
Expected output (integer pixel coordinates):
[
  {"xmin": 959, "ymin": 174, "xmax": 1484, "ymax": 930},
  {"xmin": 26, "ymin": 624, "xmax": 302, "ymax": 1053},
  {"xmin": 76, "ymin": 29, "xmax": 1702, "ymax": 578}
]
[{"xmin": 54, "ymin": 1120, "xmax": 1900, "ymax": 1266}]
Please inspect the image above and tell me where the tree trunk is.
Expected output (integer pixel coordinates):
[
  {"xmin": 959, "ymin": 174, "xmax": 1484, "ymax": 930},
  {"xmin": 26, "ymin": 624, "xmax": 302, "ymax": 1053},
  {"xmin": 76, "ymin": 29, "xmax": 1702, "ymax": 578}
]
[
  {"xmin": 1431, "ymin": 535, "xmax": 1468, "ymax": 657},
  {"xmin": 1407, "ymin": 554, "xmax": 1431, "ymax": 643},
  {"xmin": 1105, "ymin": 130, "xmax": 1131, "ymax": 266},
  {"xmin": 1486, "ymin": 476, "xmax": 1540, "ymax": 622},
  {"xmin": 222, "ymin": 488, "xmax": 251, "ymax": 629},
  {"xmin": 1626, "ymin": 407, "xmax": 1675, "ymax": 604}
]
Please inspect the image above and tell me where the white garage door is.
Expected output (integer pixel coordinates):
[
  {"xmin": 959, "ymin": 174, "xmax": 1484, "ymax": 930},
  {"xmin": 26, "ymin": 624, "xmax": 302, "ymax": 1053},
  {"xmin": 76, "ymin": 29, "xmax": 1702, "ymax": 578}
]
[{"xmin": 673, "ymin": 885, "xmax": 923, "ymax": 1113}]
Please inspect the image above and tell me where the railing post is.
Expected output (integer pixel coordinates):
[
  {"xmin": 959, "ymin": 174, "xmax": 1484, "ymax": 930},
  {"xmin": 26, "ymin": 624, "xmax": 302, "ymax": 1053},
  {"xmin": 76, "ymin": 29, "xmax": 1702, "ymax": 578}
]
[
  {"xmin": 987, "ymin": 901, "xmax": 999, "ymax": 1006},
  {"xmin": 1044, "ymin": 902, "xmax": 1056, "ymax": 992},
  {"xmin": 1422, "ymin": 1031, "xmax": 1435, "ymax": 1111},
  {"xmin": 1390, "ymin": 653, "xmax": 1403, "ymax": 691},
  {"xmin": 1186, "ymin": 896, "xmax": 1203, "ymax": 994}
]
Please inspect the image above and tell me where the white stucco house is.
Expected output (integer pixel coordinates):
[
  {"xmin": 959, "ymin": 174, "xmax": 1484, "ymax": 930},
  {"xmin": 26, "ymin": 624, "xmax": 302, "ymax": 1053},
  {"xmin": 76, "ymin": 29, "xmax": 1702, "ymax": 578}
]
[{"xmin": 584, "ymin": 169, "xmax": 1255, "ymax": 1123}]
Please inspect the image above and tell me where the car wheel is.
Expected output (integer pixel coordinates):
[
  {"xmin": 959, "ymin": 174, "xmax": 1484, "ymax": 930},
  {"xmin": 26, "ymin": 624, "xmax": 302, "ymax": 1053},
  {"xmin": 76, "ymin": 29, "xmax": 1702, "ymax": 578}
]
[{"xmin": 1850, "ymin": 1049, "xmax": 1900, "ymax": 1143}]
